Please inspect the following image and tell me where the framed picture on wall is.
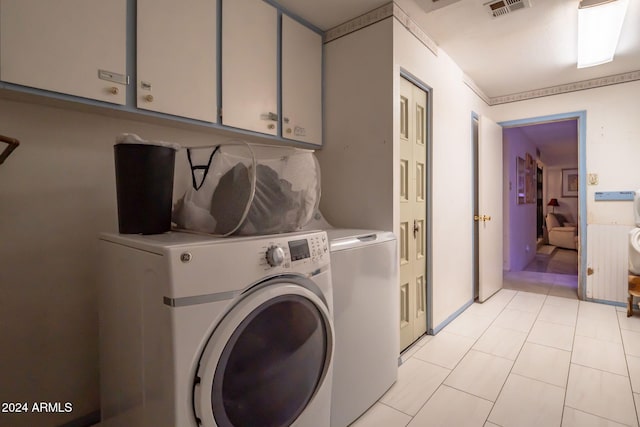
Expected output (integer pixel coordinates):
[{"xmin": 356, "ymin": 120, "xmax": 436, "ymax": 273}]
[
  {"xmin": 517, "ymin": 156, "xmax": 525, "ymax": 204},
  {"xmin": 562, "ymin": 168, "xmax": 579, "ymax": 197},
  {"xmin": 525, "ymin": 153, "xmax": 535, "ymax": 203}
]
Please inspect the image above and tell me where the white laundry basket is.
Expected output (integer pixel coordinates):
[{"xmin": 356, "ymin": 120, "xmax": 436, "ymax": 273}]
[{"xmin": 172, "ymin": 143, "xmax": 321, "ymax": 236}]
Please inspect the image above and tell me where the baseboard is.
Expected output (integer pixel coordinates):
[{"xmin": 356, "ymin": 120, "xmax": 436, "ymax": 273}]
[{"xmin": 430, "ymin": 298, "xmax": 474, "ymax": 335}]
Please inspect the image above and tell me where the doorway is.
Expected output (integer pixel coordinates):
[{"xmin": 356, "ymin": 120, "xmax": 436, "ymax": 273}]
[
  {"xmin": 472, "ymin": 113, "xmax": 479, "ymax": 301},
  {"xmin": 399, "ymin": 75, "xmax": 429, "ymax": 351},
  {"xmin": 500, "ymin": 112, "xmax": 586, "ymax": 300}
]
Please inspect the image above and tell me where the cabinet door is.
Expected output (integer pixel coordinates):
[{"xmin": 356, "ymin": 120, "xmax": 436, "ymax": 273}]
[
  {"xmin": 221, "ymin": 0, "xmax": 277, "ymax": 135},
  {"xmin": 137, "ymin": 0, "xmax": 217, "ymax": 122},
  {"xmin": 0, "ymin": 0, "xmax": 127, "ymax": 105},
  {"xmin": 282, "ymin": 16, "xmax": 322, "ymax": 145}
]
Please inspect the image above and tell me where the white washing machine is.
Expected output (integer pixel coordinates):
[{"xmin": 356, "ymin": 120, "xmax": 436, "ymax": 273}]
[{"xmin": 98, "ymin": 230, "xmax": 333, "ymax": 427}]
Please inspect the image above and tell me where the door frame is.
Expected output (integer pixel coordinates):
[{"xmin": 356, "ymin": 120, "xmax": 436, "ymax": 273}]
[
  {"xmin": 471, "ymin": 112, "xmax": 480, "ymax": 301},
  {"xmin": 499, "ymin": 111, "xmax": 587, "ymax": 300},
  {"xmin": 400, "ymin": 68, "xmax": 433, "ymax": 335}
]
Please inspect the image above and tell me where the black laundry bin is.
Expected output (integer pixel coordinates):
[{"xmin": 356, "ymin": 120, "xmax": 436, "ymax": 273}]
[{"xmin": 114, "ymin": 142, "xmax": 176, "ymax": 234}]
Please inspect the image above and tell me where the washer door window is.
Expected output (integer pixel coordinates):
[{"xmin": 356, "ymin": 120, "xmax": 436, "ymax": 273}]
[{"xmin": 194, "ymin": 281, "xmax": 333, "ymax": 427}]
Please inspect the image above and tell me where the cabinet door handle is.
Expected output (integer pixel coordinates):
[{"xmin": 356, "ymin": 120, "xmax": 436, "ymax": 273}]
[
  {"xmin": 283, "ymin": 117, "xmax": 290, "ymax": 124},
  {"xmin": 108, "ymin": 87, "xmax": 119, "ymax": 95},
  {"xmin": 261, "ymin": 112, "xmax": 278, "ymax": 121},
  {"xmin": 144, "ymin": 95, "xmax": 154, "ymax": 102}
]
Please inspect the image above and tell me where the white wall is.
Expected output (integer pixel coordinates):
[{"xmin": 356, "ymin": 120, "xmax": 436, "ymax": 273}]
[
  {"xmin": 491, "ymin": 81, "xmax": 640, "ymax": 227},
  {"xmin": 392, "ymin": 22, "xmax": 490, "ymax": 328},
  {"xmin": 320, "ymin": 16, "xmax": 491, "ymax": 331},
  {"xmin": 491, "ymin": 80, "xmax": 640, "ymax": 301},
  {"xmin": 503, "ymin": 128, "xmax": 538, "ymax": 271},
  {"xmin": 0, "ymin": 98, "xmax": 233, "ymax": 426},
  {"xmin": 318, "ymin": 18, "xmax": 394, "ymax": 231}
]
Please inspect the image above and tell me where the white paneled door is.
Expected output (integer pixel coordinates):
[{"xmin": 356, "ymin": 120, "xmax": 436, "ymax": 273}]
[
  {"xmin": 477, "ymin": 116, "xmax": 503, "ymax": 302},
  {"xmin": 399, "ymin": 77, "xmax": 428, "ymax": 351}
]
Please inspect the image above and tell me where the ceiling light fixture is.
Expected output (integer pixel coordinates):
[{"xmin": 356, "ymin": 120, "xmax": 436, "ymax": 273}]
[{"xmin": 578, "ymin": 0, "xmax": 629, "ymax": 68}]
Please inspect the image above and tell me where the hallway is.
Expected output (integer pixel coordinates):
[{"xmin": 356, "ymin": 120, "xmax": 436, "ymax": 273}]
[
  {"xmin": 503, "ymin": 246, "xmax": 579, "ymax": 299},
  {"xmin": 503, "ymin": 269, "xmax": 578, "ymax": 300},
  {"xmin": 524, "ymin": 248, "xmax": 578, "ymax": 276}
]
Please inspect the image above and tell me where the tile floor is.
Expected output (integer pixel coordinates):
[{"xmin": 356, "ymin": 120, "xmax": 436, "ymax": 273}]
[
  {"xmin": 523, "ymin": 248, "xmax": 579, "ymax": 276},
  {"xmin": 351, "ymin": 288, "xmax": 640, "ymax": 427},
  {"xmin": 503, "ymin": 270, "xmax": 578, "ymax": 299}
]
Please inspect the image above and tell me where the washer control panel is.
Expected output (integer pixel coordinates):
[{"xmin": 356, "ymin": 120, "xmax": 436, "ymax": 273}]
[{"xmin": 260, "ymin": 232, "xmax": 329, "ymax": 270}]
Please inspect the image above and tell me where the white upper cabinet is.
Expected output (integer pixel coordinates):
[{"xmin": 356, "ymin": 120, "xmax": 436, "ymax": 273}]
[
  {"xmin": 281, "ymin": 16, "xmax": 322, "ymax": 146},
  {"xmin": 0, "ymin": 0, "xmax": 322, "ymax": 144},
  {"xmin": 137, "ymin": 0, "xmax": 217, "ymax": 122},
  {"xmin": 0, "ymin": 0, "xmax": 127, "ymax": 105},
  {"xmin": 221, "ymin": 0, "xmax": 278, "ymax": 136}
]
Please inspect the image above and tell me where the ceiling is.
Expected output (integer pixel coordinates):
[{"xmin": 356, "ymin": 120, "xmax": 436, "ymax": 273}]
[
  {"xmin": 277, "ymin": 0, "xmax": 640, "ymax": 99},
  {"xmin": 506, "ymin": 119, "xmax": 578, "ymax": 166}
]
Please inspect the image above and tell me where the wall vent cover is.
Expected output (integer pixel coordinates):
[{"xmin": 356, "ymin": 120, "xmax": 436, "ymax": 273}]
[{"xmin": 484, "ymin": 0, "xmax": 532, "ymax": 17}]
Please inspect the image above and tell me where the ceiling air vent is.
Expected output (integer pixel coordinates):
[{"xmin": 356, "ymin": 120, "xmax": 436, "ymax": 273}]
[{"xmin": 484, "ymin": 0, "xmax": 532, "ymax": 17}]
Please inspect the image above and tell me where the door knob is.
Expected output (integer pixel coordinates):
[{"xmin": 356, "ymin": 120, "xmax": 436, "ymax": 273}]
[
  {"xmin": 413, "ymin": 220, "xmax": 420, "ymax": 238},
  {"xmin": 474, "ymin": 215, "xmax": 492, "ymax": 222}
]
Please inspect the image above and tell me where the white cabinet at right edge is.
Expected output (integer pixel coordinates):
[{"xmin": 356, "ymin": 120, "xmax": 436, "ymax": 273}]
[{"xmin": 281, "ymin": 15, "xmax": 323, "ymax": 146}]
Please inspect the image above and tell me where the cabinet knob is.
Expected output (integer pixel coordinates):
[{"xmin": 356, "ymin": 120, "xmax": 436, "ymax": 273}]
[
  {"xmin": 267, "ymin": 124, "xmax": 275, "ymax": 130},
  {"xmin": 145, "ymin": 94, "xmax": 154, "ymax": 102},
  {"xmin": 286, "ymin": 128, "xmax": 292, "ymax": 134},
  {"xmin": 109, "ymin": 87, "xmax": 119, "ymax": 95}
]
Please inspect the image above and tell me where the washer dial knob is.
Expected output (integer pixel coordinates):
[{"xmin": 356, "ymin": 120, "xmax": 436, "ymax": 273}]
[{"xmin": 266, "ymin": 245, "xmax": 285, "ymax": 267}]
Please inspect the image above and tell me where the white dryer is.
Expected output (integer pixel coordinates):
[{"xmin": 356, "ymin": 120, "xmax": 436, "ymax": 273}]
[
  {"xmin": 98, "ymin": 230, "xmax": 333, "ymax": 427},
  {"xmin": 327, "ymin": 229, "xmax": 398, "ymax": 427}
]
